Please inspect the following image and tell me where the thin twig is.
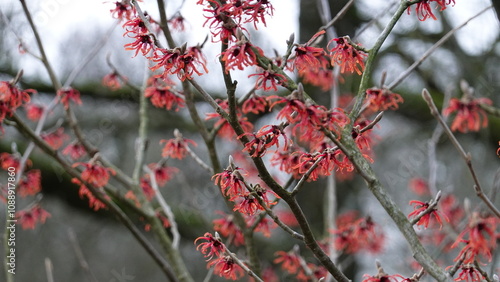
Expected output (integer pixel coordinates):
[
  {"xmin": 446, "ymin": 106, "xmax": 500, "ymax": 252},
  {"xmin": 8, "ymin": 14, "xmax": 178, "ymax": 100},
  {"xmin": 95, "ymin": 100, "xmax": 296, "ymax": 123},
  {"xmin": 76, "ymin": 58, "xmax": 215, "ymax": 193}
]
[
  {"xmin": 45, "ymin": 258, "xmax": 55, "ymax": 282},
  {"xmin": 144, "ymin": 165, "xmax": 181, "ymax": 249},
  {"xmin": 319, "ymin": 0, "xmax": 355, "ymax": 32},
  {"xmin": 67, "ymin": 228, "xmax": 98, "ymax": 282},
  {"xmin": 422, "ymin": 89, "xmax": 500, "ymax": 218},
  {"xmin": 387, "ymin": 6, "xmax": 493, "ymax": 90}
]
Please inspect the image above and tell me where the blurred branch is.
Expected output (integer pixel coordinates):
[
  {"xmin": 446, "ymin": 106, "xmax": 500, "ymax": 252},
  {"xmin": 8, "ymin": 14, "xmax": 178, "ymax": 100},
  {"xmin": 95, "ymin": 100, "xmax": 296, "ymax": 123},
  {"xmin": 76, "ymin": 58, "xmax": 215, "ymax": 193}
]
[
  {"xmin": 318, "ymin": 0, "xmax": 355, "ymax": 32},
  {"xmin": 67, "ymin": 228, "xmax": 98, "ymax": 282},
  {"xmin": 45, "ymin": 258, "xmax": 54, "ymax": 282},
  {"xmin": 422, "ymin": 89, "xmax": 500, "ymax": 218},
  {"xmin": 387, "ymin": 6, "xmax": 493, "ymax": 90}
]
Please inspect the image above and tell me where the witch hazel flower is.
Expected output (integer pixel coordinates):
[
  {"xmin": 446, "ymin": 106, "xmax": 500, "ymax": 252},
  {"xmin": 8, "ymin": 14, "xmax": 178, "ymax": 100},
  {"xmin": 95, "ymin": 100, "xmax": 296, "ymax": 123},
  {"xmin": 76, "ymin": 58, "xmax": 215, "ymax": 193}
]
[
  {"xmin": 249, "ymin": 65, "xmax": 287, "ymax": 92},
  {"xmin": 453, "ymin": 264, "xmax": 485, "ymax": 282},
  {"xmin": 408, "ymin": 198, "xmax": 449, "ymax": 229},
  {"xmin": 241, "ymin": 93, "xmax": 269, "ymax": 115},
  {"xmin": 150, "ymin": 45, "xmax": 209, "ymax": 81},
  {"xmin": 195, "ymin": 232, "xmax": 225, "ymax": 260},
  {"xmin": 212, "ymin": 158, "xmax": 247, "ymax": 200},
  {"xmin": 205, "ymin": 99, "xmax": 253, "ymax": 139},
  {"xmin": 62, "ymin": 142, "xmax": 86, "ymax": 160},
  {"xmin": 328, "ymin": 36, "xmax": 368, "ymax": 75},
  {"xmin": 24, "ymin": 103, "xmax": 44, "ymax": 121},
  {"xmin": 57, "ymin": 87, "xmax": 82, "ymax": 109},
  {"xmin": 109, "ymin": 0, "xmax": 137, "ymax": 21},
  {"xmin": 73, "ymin": 158, "xmax": 116, "ymax": 188},
  {"xmin": 72, "ymin": 178, "xmax": 108, "ymax": 211},
  {"xmin": 212, "ymin": 211, "xmax": 244, "ymax": 246},
  {"xmin": 407, "ymin": 0, "xmax": 456, "ymax": 21},
  {"xmin": 443, "ymin": 95, "xmax": 492, "ymax": 133},
  {"xmin": 16, "ymin": 205, "xmax": 51, "ymax": 230},
  {"xmin": 160, "ymin": 129, "xmax": 197, "ymax": 160},
  {"xmin": 41, "ymin": 127, "xmax": 69, "ymax": 150},
  {"xmin": 221, "ymin": 35, "xmax": 264, "ymax": 73},
  {"xmin": 365, "ymin": 87, "xmax": 404, "ymax": 112},
  {"xmin": 292, "ymin": 30, "xmax": 329, "ymax": 75}
]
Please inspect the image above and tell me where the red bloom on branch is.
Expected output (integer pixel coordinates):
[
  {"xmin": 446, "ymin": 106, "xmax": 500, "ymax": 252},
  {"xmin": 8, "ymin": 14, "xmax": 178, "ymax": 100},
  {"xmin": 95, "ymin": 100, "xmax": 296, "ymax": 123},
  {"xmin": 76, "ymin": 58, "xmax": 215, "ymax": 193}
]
[
  {"xmin": 57, "ymin": 87, "xmax": 82, "ymax": 109},
  {"xmin": 362, "ymin": 273, "xmax": 404, "ymax": 282},
  {"xmin": 122, "ymin": 17, "xmax": 149, "ymax": 37},
  {"xmin": 213, "ymin": 212, "xmax": 244, "ymax": 245},
  {"xmin": 16, "ymin": 205, "xmax": 51, "ymax": 230},
  {"xmin": 407, "ymin": 0, "xmax": 455, "ymax": 21},
  {"xmin": 328, "ymin": 36, "xmax": 368, "ymax": 75},
  {"xmin": 208, "ymin": 255, "xmax": 244, "ymax": 280},
  {"xmin": 292, "ymin": 30, "xmax": 328, "ymax": 76},
  {"xmin": 0, "ymin": 152, "xmax": 30, "ymax": 171},
  {"xmin": 102, "ymin": 72, "xmax": 126, "ymax": 91},
  {"xmin": 249, "ymin": 67, "xmax": 286, "ymax": 92},
  {"xmin": 408, "ymin": 200, "xmax": 448, "ymax": 229},
  {"xmin": 41, "ymin": 127, "xmax": 69, "ymax": 150},
  {"xmin": 408, "ymin": 177, "xmax": 430, "ymax": 196},
  {"xmin": 332, "ymin": 215, "xmax": 385, "ymax": 254},
  {"xmin": 274, "ymin": 250, "xmax": 301, "ymax": 274},
  {"xmin": 453, "ymin": 264, "xmax": 484, "ymax": 282},
  {"xmin": 443, "ymin": 97, "xmax": 492, "ymax": 133},
  {"xmin": 109, "ymin": 1, "xmax": 136, "ymax": 21},
  {"xmin": 365, "ymin": 87, "xmax": 404, "ymax": 112},
  {"xmin": 72, "ymin": 178, "xmax": 108, "ymax": 211},
  {"xmin": 168, "ymin": 14, "xmax": 187, "ymax": 31},
  {"xmin": 212, "ymin": 166, "xmax": 246, "ymax": 200},
  {"xmin": 221, "ymin": 38, "xmax": 264, "ymax": 73},
  {"xmin": 451, "ymin": 212, "xmax": 497, "ymax": 264},
  {"xmin": 124, "ymin": 34, "xmax": 154, "ymax": 57},
  {"xmin": 73, "ymin": 162, "xmax": 116, "ymax": 188},
  {"xmin": 62, "ymin": 142, "xmax": 86, "ymax": 160},
  {"xmin": 205, "ymin": 99, "xmax": 253, "ymax": 139},
  {"xmin": 18, "ymin": 169, "xmax": 41, "ymax": 197},
  {"xmin": 144, "ymin": 85, "xmax": 185, "ymax": 111},
  {"xmin": 0, "ymin": 81, "xmax": 35, "ymax": 109},
  {"xmin": 195, "ymin": 232, "xmax": 225, "ymax": 260},
  {"xmin": 160, "ymin": 133, "xmax": 197, "ymax": 160},
  {"xmin": 24, "ymin": 103, "xmax": 44, "ymax": 121},
  {"xmin": 146, "ymin": 162, "xmax": 178, "ymax": 187},
  {"xmin": 241, "ymin": 94, "xmax": 269, "ymax": 114},
  {"xmin": 150, "ymin": 46, "xmax": 209, "ymax": 81}
]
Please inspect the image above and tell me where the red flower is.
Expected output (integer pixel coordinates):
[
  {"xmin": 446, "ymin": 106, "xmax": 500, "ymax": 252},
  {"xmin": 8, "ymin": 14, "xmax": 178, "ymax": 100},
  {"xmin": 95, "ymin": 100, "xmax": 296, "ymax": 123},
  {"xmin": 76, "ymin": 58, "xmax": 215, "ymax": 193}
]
[
  {"xmin": 73, "ymin": 162, "xmax": 116, "ymax": 188},
  {"xmin": 332, "ymin": 214, "xmax": 385, "ymax": 254},
  {"xmin": 62, "ymin": 142, "xmax": 87, "ymax": 160},
  {"xmin": 328, "ymin": 36, "xmax": 367, "ymax": 75},
  {"xmin": 24, "ymin": 103, "xmax": 44, "ymax": 121},
  {"xmin": 443, "ymin": 97, "xmax": 492, "ymax": 133},
  {"xmin": 195, "ymin": 232, "xmax": 225, "ymax": 260},
  {"xmin": 109, "ymin": 1, "xmax": 136, "ymax": 21},
  {"xmin": 168, "ymin": 14, "xmax": 187, "ymax": 31},
  {"xmin": 212, "ymin": 167, "xmax": 246, "ymax": 200},
  {"xmin": 122, "ymin": 17, "xmax": 149, "ymax": 37},
  {"xmin": 292, "ymin": 31, "xmax": 328, "ymax": 75},
  {"xmin": 451, "ymin": 212, "xmax": 497, "ymax": 264},
  {"xmin": 241, "ymin": 94, "xmax": 269, "ymax": 114},
  {"xmin": 221, "ymin": 38, "xmax": 264, "ymax": 73},
  {"xmin": 408, "ymin": 200, "xmax": 448, "ymax": 229},
  {"xmin": 0, "ymin": 152, "xmax": 30, "ymax": 171},
  {"xmin": 274, "ymin": 250, "xmax": 301, "ymax": 274},
  {"xmin": 41, "ymin": 127, "xmax": 69, "ymax": 150},
  {"xmin": 124, "ymin": 34, "xmax": 154, "ymax": 57},
  {"xmin": 72, "ymin": 178, "xmax": 108, "ymax": 211},
  {"xmin": 102, "ymin": 72, "xmax": 126, "ymax": 91},
  {"xmin": 139, "ymin": 178, "xmax": 155, "ymax": 200},
  {"xmin": 17, "ymin": 169, "xmax": 41, "ymax": 197},
  {"xmin": 205, "ymin": 99, "xmax": 253, "ymax": 139},
  {"xmin": 208, "ymin": 255, "xmax": 244, "ymax": 280},
  {"xmin": 144, "ymin": 85, "xmax": 185, "ymax": 111},
  {"xmin": 146, "ymin": 162, "xmax": 178, "ymax": 187},
  {"xmin": 453, "ymin": 264, "xmax": 484, "ymax": 282},
  {"xmin": 160, "ymin": 133, "xmax": 197, "ymax": 159},
  {"xmin": 16, "ymin": 205, "xmax": 51, "ymax": 230},
  {"xmin": 213, "ymin": 212, "xmax": 244, "ymax": 246},
  {"xmin": 150, "ymin": 46, "xmax": 208, "ymax": 81},
  {"xmin": 249, "ymin": 67, "xmax": 286, "ymax": 91},
  {"xmin": 408, "ymin": 177, "xmax": 430, "ymax": 196},
  {"xmin": 0, "ymin": 81, "xmax": 35, "ymax": 109},
  {"xmin": 57, "ymin": 87, "xmax": 82, "ymax": 109},
  {"xmin": 365, "ymin": 87, "xmax": 404, "ymax": 112},
  {"xmin": 407, "ymin": 0, "xmax": 455, "ymax": 21}
]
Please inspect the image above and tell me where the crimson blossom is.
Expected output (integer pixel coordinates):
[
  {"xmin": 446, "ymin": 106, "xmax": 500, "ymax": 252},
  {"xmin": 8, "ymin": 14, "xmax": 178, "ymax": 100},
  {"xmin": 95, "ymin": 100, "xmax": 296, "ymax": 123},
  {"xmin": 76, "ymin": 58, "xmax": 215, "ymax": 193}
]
[{"xmin": 443, "ymin": 96, "xmax": 492, "ymax": 133}]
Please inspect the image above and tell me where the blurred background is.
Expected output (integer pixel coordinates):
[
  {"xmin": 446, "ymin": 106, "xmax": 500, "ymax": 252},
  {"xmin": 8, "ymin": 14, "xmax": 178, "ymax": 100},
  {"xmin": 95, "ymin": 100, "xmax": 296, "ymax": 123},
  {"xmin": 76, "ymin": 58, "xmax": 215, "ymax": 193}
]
[{"xmin": 0, "ymin": 0, "xmax": 499, "ymax": 281}]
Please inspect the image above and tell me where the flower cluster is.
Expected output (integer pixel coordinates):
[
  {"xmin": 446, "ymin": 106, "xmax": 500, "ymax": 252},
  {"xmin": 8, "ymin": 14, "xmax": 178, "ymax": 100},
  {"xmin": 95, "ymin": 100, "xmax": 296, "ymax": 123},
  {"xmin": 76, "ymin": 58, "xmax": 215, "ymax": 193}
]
[
  {"xmin": 331, "ymin": 212, "xmax": 385, "ymax": 254},
  {"xmin": 328, "ymin": 36, "xmax": 368, "ymax": 75},
  {"xmin": 150, "ymin": 46, "xmax": 208, "ymax": 81},
  {"xmin": 206, "ymin": 99, "xmax": 253, "ymax": 139},
  {"xmin": 274, "ymin": 248, "xmax": 327, "ymax": 281},
  {"xmin": 443, "ymin": 96, "xmax": 492, "ymax": 133},
  {"xmin": 365, "ymin": 87, "xmax": 404, "ymax": 112},
  {"xmin": 407, "ymin": 0, "xmax": 456, "ymax": 21},
  {"xmin": 0, "ymin": 81, "xmax": 35, "ymax": 127},
  {"xmin": 408, "ymin": 199, "xmax": 448, "ymax": 229},
  {"xmin": 16, "ymin": 205, "xmax": 51, "ymax": 230}
]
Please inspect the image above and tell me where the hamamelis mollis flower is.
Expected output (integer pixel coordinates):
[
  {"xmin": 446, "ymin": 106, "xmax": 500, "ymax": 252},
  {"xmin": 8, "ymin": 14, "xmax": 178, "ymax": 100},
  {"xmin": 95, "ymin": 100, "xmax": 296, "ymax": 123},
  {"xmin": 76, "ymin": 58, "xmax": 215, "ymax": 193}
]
[
  {"xmin": 365, "ymin": 87, "xmax": 404, "ymax": 112},
  {"xmin": 205, "ymin": 99, "xmax": 253, "ymax": 139},
  {"xmin": 62, "ymin": 142, "xmax": 86, "ymax": 160},
  {"xmin": 144, "ymin": 84, "xmax": 185, "ymax": 111},
  {"xmin": 41, "ymin": 127, "xmax": 69, "ymax": 150},
  {"xmin": 145, "ymin": 162, "xmax": 178, "ymax": 187},
  {"xmin": 109, "ymin": 1, "xmax": 136, "ymax": 21},
  {"xmin": 195, "ymin": 232, "xmax": 225, "ymax": 260},
  {"xmin": 408, "ymin": 200, "xmax": 448, "ymax": 229},
  {"xmin": 213, "ymin": 212, "xmax": 244, "ymax": 245},
  {"xmin": 208, "ymin": 255, "xmax": 244, "ymax": 281},
  {"xmin": 124, "ymin": 34, "xmax": 154, "ymax": 57},
  {"xmin": 16, "ymin": 205, "xmax": 51, "ymax": 230},
  {"xmin": 407, "ymin": 0, "xmax": 456, "ymax": 21},
  {"xmin": 453, "ymin": 264, "xmax": 484, "ymax": 282},
  {"xmin": 233, "ymin": 185, "xmax": 276, "ymax": 215},
  {"xmin": 362, "ymin": 273, "xmax": 405, "ymax": 282},
  {"xmin": 102, "ymin": 72, "xmax": 126, "ymax": 91},
  {"xmin": 212, "ymin": 166, "xmax": 246, "ymax": 200},
  {"xmin": 72, "ymin": 178, "xmax": 108, "ymax": 211},
  {"xmin": 221, "ymin": 37, "xmax": 264, "ymax": 73},
  {"xmin": 249, "ymin": 66, "xmax": 286, "ymax": 92},
  {"xmin": 168, "ymin": 14, "xmax": 186, "ymax": 31},
  {"xmin": 443, "ymin": 96, "xmax": 492, "ymax": 133},
  {"xmin": 17, "ymin": 169, "xmax": 41, "ymax": 197},
  {"xmin": 150, "ymin": 46, "xmax": 209, "ymax": 81},
  {"xmin": 57, "ymin": 87, "xmax": 82, "ymax": 109},
  {"xmin": 24, "ymin": 103, "xmax": 44, "ymax": 121},
  {"xmin": 0, "ymin": 152, "xmax": 31, "ymax": 171},
  {"xmin": 122, "ymin": 17, "xmax": 149, "ymax": 37},
  {"xmin": 329, "ymin": 36, "xmax": 368, "ymax": 75},
  {"xmin": 408, "ymin": 177, "xmax": 430, "ymax": 196},
  {"xmin": 274, "ymin": 250, "xmax": 301, "ymax": 275},
  {"xmin": 73, "ymin": 161, "xmax": 116, "ymax": 188},
  {"xmin": 160, "ymin": 131, "xmax": 197, "ymax": 160},
  {"xmin": 292, "ymin": 30, "xmax": 329, "ymax": 76},
  {"xmin": 241, "ymin": 93, "xmax": 269, "ymax": 114},
  {"xmin": 0, "ymin": 81, "xmax": 35, "ymax": 109},
  {"xmin": 332, "ymin": 214, "xmax": 384, "ymax": 254},
  {"xmin": 451, "ymin": 212, "xmax": 497, "ymax": 264},
  {"xmin": 240, "ymin": 124, "xmax": 289, "ymax": 158}
]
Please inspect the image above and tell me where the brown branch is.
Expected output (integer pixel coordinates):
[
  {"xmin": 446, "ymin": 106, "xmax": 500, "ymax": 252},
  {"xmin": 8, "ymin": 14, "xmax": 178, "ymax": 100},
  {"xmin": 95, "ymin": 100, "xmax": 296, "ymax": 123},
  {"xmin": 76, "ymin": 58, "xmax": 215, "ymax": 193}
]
[{"xmin": 422, "ymin": 89, "xmax": 500, "ymax": 218}]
